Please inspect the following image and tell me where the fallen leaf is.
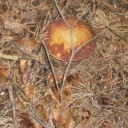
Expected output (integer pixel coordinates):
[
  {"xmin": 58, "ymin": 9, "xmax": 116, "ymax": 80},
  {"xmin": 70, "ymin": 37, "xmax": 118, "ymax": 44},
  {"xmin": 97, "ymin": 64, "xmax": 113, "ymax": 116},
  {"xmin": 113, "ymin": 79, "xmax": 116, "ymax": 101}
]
[{"xmin": 20, "ymin": 113, "xmax": 34, "ymax": 128}]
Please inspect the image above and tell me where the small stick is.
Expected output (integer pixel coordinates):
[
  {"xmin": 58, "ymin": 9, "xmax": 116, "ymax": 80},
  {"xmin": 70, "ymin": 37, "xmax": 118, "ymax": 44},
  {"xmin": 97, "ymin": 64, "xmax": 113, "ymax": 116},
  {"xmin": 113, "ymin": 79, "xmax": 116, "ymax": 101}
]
[
  {"xmin": 8, "ymin": 61, "xmax": 19, "ymax": 128},
  {"xmin": 108, "ymin": 28, "xmax": 128, "ymax": 42},
  {"xmin": 0, "ymin": 53, "xmax": 18, "ymax": 61},
  {"xmin": 11, "ymin": 41, "xmax": 38, "ymax": 61},
  {"xmin": 8, "ymin": 84, "xmax": 18, "ymax": 128},
  {"xmin": 53, "ymin": 1, "xmax": 75, "ymax": 127},
  {"xmin": 99, "ymin": 105, "xmax": 128, "ymax": 112},
  {"xmin": 41, "ymin": 41, "xmax": 61, "ymax": 95}
]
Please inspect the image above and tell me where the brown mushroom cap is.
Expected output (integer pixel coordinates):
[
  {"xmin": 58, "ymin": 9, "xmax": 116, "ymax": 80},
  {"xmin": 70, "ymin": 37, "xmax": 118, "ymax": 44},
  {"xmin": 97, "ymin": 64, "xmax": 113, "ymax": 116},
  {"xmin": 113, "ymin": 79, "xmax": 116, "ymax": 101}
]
[{"xmin": 45, "ymin": 16, "xmax": 96, "ymax": 61}]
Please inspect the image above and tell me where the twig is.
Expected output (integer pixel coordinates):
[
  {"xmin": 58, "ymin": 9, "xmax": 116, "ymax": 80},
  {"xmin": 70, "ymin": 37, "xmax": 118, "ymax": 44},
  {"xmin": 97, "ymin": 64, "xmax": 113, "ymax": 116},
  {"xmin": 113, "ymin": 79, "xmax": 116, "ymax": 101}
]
[
  {"xmin": 41, "ymin": 41, "xmax": 61, "ymax": 95},
  {"xmin": 53, "ymin": 1, "xmax": 75, "ymax": 127},
  {"xmin": 108, "ymin": 28, "xmax": 128, "ymax": 42},
  {"xmin": 74, "ymin": 30, "xmax": 106, "ymax": 55},
  {"xmin": 99, "ymin": 105, "xmax": 128, "ymax": 112},
  {"xmin": 53, "ymin": 1, "xmax": 107, "ymax": 127},
  {"xmin": 113, "ymin": 12, "xmax": 128, "ymax": 16},
  {"xmin": 53, "ymin": 0, "xmax": 70, "ymax": 27},
  {"xmin": 0, "ymin": 41, "xmax": 44, "ymax": 64},
  {"xmin": 0, "ymin": 101, "xmax": 14, "ymax": 117},
  {"xmin": 8, "ymin": 61, "xmax": 19, "ymax": 128},
  {"xmin": 11, "ymin": 41, "xmax": 39, "ymax": 61},
  {"xmin": 105, "ymin": 4, "xmax": 128, "ymax": 16},
  {"xmin": 0, "ymin": 53, "xmax": 18, "ymax": 61},
  {"xmin": 0, "ymin": 51, "xmax": 41, "ymax": 63},
  {"xmin": 58, "ymin": 29, "xmax": 105, "ymax": 128},
  {"xmin": 8, "ymin": 85, "xmax": 18, "ymax": 128}
]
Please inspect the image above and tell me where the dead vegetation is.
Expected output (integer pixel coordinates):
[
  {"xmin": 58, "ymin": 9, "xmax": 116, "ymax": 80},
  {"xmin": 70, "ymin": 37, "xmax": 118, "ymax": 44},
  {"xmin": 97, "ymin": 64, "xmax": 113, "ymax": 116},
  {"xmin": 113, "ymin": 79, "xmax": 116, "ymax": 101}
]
[{"xmin": 0, "ymin": 0, "xmax": 128, "ymax": 128}]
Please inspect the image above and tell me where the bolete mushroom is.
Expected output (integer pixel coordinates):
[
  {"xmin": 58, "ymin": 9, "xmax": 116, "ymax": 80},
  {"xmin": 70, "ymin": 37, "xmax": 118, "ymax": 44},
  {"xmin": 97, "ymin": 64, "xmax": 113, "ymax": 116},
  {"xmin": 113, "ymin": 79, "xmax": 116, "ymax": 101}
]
[{"xmin": 45, "ymin": 16, "xmax": 96, "ymax": 61}]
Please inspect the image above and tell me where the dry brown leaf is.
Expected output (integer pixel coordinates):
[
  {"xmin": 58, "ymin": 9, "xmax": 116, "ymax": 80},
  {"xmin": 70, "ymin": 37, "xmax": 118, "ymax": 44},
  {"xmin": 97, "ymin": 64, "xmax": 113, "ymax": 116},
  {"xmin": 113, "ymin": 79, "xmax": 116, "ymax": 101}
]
[
  {"xmin": 53, "ymin": 104, "xmax": 73, "ymax": 128},
  {"xmin": 19, "ymin": 59, "xmax": 27, "ymax": 74},
  {"xmin": 20, "ymin": 112, "xmax": 34, "ymax": 128},
  {"xmin": 0, "ymin": 62, "xmax": 10, "ymax": 82},
  {"xmin": 18, "ymin": 37, "xmax": 37, "ymax": 52},
  {"xmin": 48, "ymin": 72, "xmax": 83, "ymax": 101},
  {"xmin": 36, "ymin": 104, "xmax": 48, "ymax": 120}
]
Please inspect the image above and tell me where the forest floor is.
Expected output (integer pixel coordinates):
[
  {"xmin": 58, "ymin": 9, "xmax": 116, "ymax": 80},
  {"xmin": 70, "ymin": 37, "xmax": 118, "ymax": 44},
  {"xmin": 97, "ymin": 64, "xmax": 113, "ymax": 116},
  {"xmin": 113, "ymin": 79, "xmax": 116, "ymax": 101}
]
[{"xmin": 0, "ymin": 0, "xmax": 128, "ymax": 128}]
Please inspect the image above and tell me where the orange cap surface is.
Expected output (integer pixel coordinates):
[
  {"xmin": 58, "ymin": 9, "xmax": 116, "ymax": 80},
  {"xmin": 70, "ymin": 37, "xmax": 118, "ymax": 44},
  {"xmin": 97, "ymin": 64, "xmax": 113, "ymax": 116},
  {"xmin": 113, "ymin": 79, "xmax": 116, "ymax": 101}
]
[{"xmin": 45, "ymin": 16, "xmax": 96, "ymax": 61}]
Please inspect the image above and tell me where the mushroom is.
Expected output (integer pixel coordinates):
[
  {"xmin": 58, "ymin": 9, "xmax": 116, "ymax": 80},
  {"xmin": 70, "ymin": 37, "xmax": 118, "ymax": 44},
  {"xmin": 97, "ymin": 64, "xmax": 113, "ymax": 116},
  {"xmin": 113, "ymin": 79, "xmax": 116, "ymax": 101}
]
[{"xmin": 45, "ymin": 16, "xmax": 96, "ymax": 61}]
